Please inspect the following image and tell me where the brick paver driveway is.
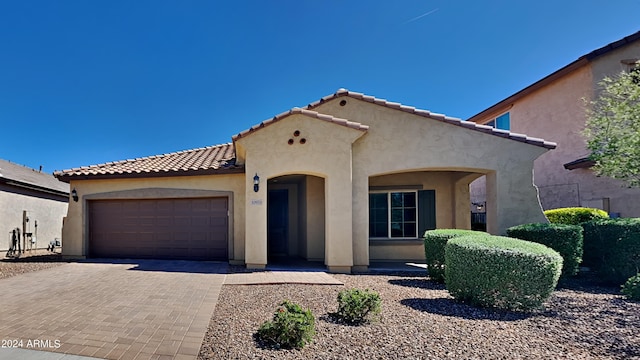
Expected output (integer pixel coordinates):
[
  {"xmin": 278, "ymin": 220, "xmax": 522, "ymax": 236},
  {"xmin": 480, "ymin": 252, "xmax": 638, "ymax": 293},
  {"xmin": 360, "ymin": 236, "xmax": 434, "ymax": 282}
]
[{"xmin": 0, "ymin": 260, "xmax": 226, "ymax": 360}]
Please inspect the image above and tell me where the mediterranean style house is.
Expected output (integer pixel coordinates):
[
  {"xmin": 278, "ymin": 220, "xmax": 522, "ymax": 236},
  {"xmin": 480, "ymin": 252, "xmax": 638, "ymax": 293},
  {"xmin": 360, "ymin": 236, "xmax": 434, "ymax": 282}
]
[
  {"xmin": 1, "ymin": 159, "xmax": 69, "ymax": 253},
  {"xmin": 55, "ymin": 89, "xmax": 555, "ymax": 272},
  {"xmin": 468, "ymin": 31, "xmax": 640, "ymax": 219}
]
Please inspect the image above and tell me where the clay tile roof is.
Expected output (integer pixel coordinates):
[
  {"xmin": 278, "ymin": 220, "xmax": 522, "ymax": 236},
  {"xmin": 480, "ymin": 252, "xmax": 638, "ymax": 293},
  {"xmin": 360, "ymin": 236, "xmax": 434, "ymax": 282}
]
[
  {"xmin": 54, "ymin": 143, "xmax": 241, "ymax": 182},
  {"xmin": 305, "ymin": 88, "xmax": 556, "ymax": 149},
  {"xmin": 232, "ymin": 107, "xmax": 368, "ymax": 141}
]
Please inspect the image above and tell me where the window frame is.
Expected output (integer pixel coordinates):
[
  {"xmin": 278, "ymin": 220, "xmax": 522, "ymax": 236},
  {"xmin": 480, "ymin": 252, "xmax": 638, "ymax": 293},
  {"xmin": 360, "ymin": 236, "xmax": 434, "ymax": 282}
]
[
  {"xmin": 484, "ymin": 111, "xmax": 510, "ymax": 130},
  {"xmin": 368, "ymin": 190, "xmax": 419, "ymax": 240}
]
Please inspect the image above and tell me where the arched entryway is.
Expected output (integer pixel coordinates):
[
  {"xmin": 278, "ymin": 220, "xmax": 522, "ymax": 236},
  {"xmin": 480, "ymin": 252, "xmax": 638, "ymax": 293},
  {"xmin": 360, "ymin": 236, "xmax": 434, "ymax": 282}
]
[
  {"xmin": 267, "ymin": 174, "xmax": 326, "ymax": 265},
  {"xmin": 367, "ymin": 169, "xmax": 484, "ymax": 262}
]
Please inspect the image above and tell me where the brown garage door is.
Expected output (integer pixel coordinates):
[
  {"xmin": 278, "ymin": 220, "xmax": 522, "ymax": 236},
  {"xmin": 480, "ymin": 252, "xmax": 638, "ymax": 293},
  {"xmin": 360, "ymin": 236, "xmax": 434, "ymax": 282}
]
[{"xmin": 89, "ymin": 197, "xmax": 228, "ymax": 260}]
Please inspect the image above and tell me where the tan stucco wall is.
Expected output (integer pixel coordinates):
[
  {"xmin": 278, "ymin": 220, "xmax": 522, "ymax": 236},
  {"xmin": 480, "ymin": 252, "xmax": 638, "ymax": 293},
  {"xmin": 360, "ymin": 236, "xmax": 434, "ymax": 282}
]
[
  {"xmin": 472, "ymin": 40, "xmax": 640, "ymax": 217},
  {"xmin": 311, "ymin": 98, "xmax": 548, "ymax": 266},
  {"xmin": 61, "ymin": 174, "xmax": 245, "ymax": 260},
  {"xmin": 304, "ymin": 176, "xmax": 325, "ymax": 260},
  {"xmin": 1, "ymin": 189, "xmax": 67, "ymax": 252},
  {"xmin": 235, "ymin": 113, "xmax": 365, "ymax": 271},
  {"xmin": 62, "ymin": 93, "xmax": 549, "ymax": 271}
]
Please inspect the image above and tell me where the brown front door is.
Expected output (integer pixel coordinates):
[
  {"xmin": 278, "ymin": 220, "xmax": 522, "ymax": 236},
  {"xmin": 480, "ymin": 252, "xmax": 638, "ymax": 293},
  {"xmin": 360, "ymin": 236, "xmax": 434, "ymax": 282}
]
[{"xmin": 89, "ymin": 197, "xmax": 228, "ymax": 260}]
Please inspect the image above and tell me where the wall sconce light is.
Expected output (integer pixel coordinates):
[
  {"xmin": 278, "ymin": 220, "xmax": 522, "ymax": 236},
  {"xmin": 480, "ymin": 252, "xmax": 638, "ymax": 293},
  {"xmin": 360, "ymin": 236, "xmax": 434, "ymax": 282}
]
[
  {"xmin": 71, "ymin": 188, "xmax": 79, "ymax": 202},
  {"xmin": 253, "ymin": 173, "xmax": 260, "ymax": 193}
]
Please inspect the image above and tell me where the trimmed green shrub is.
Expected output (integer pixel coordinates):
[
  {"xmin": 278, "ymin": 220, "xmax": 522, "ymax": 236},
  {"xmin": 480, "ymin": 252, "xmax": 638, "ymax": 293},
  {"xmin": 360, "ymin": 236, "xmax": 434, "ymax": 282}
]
[
  {"xmin": 335, "ymin": 288, "xmax": 381, "ymax": 325},
  {"xmin": 445, "ymin": 234, "xmax": 563, "ymax": 311},
  {"xmin": 544, "ymin": 207, "xmax": 609, "ymax": 225},
  {"xmin": 582, "ymin": 218, "xmax": 640, "ymax": 284},
  {"xmin": 507, "ymin": 223, "xmax": 583, "ymax": 277},
  {"xmin": 622, "ymin": 273, "xmax": 640, "ymax": 301},
  {"xmin": 423, "ymin": 229, "xmax": 484, "ymax": 282},
  {"xmin": 256, "ymin": 300, "xmax": 315, "ymax": 349}
]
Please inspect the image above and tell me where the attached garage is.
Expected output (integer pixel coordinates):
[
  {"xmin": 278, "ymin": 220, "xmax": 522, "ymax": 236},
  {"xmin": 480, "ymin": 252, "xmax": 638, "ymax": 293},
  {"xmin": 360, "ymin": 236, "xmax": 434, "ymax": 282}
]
[{"xmin": 88, "ymin": 197, "xmax": 228, "ymax": 260}]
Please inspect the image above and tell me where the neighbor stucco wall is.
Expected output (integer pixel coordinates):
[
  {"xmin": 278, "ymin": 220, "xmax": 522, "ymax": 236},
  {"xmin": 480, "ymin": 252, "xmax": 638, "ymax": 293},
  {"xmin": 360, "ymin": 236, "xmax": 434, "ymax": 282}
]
[
  {"xmin": 312, "ymin": 98, "xmax": 548, "ymax": 267},
  {"xmin": 1, "ymin": 186, "xmax": 67, "ymax": 252},
  {"xmin": 61, "ymin": 174, "xmax": 245, "ymax": 261},
  {"xmin": 472, "ymin": 40, "xmax": 640, "ymax": 217}
]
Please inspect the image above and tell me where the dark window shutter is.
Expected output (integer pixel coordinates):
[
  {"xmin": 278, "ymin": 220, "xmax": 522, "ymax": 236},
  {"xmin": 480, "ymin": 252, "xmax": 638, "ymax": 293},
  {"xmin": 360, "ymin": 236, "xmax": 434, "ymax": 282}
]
[{"xmin": 418, "ymin": 190, "xmax": 436, "ymax": 237}]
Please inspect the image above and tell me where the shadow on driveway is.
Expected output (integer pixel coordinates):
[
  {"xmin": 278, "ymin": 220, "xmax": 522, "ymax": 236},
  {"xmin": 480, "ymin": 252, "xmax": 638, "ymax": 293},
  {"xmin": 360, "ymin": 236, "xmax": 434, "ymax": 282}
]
[{"xmin": 79, "ymin": 258, "xmax": 229, "ymax": 274}]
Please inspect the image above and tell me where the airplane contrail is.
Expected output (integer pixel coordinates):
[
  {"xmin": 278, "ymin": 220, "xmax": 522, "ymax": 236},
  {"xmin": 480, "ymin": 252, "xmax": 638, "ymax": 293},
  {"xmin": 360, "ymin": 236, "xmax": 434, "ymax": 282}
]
[{"xmin": 403, "ymin": 8, "xmax": 439, "ymax": 24}]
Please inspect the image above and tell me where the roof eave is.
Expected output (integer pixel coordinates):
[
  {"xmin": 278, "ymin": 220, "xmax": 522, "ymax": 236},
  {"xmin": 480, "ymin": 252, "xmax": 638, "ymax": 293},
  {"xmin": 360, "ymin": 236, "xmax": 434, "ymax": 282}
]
[
  {"xmin": 55, "ymin": 166, "xmax": 246, "ymax": 183},
  {"xmin": 563, "ymin": 157, "xmax": 595, "ymax": 170},
  {"xmin": 467, "ymin": 58, "xmax": 588, "ymax": 122},
  {"xmin": 467, "ymin": 30, "xmax": 640, "ymax": 123},
  {"xmin": 232, "ymin": 107, "xmax": 368, "ymax": 142},
  {"xmin": 308, "ymin": 89, "xmax": 557, "ymax": 150},
  {"xmin": 0, "ymin": 177, "xmax": 69, "ymax": 197}
]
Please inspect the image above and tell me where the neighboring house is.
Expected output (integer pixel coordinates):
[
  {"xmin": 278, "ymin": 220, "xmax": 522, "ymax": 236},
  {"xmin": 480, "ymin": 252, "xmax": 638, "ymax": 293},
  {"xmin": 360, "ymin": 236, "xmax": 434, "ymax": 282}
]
[
  {"xmin": 54, "ymin": 89, "xmax": 555, "ymax": 272},
  {"xmin": 1, "ymin": 159, "xmax": 69, "ymax": 252},
  {"xmin": 468, "ymin": 30, "xmax": 640, "ymax": 218}
]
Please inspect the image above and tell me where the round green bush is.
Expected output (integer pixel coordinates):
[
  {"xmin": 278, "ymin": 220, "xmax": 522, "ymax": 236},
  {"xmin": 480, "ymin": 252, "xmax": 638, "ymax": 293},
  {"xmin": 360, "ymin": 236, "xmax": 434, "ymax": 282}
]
[
  {"xmin": 544, "ymin": 207, "xmax": 609, "ymax": 225},
  {"xmin": 622, "ymin": 273, "xmax": 640, "ymax": 301},
  {"xmin": 445, "ymin": 234, "xmax": 563, "ymax": 311},
  {"xmin": 582, "ymin": 218, "xmax": 640, "ymax": 284},
  {"xmin": 255, "ymin": 300, "xmax": 315, "ymax": 349},
  {"xmin": 423, "ymin": 229, "xmax": 485, "ymax": 283},
  {"xmin": 507, "ymin": 223, "xmax": 583, "ymax": 277}
]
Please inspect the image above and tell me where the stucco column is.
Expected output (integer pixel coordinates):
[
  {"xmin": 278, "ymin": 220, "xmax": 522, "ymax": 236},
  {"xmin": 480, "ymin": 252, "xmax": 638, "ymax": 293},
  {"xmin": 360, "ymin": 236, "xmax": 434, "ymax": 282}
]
[
  {"xmin": 453, "ymin": 174, "xmax": 478, "ymax": 230},
  {"xmin": 486, "ymin": 168, "xmax": 547, "ymax": 235},
  {"xmin": 351, "ymin": 171, "xmax": 369, "ymax": 272},
  {"xmin": 244, "ymin": 171, "xmax": 267, "ymax": 269},
  {"xmin": 324, "ymin": 175, "xmax": 354, "ymax": 273},
  {"xmin": 61, "ymin": 182, "xmax": 85, "ymax": 259}
]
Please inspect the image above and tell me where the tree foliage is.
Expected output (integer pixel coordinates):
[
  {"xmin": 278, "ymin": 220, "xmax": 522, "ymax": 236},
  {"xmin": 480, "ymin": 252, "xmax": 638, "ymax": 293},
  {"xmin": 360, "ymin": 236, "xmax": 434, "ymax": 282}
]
[{"xmin": 583, "ymin": 66, "xmax": 640, "ymax": 187}]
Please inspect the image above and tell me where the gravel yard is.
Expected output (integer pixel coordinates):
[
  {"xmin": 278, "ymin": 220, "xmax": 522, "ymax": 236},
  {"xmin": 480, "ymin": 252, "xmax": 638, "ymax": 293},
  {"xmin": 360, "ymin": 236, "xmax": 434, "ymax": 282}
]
[
  {"xmin": 1, "ymin": 256, "xmax": 637, "ymax": 359},
  {"xmin": 0, "ymin": 251, "xmax": 65, "ymax": 280},
  {"xmin": 199, "ymin": 272, "xmax": 640, "ymax": 360}
]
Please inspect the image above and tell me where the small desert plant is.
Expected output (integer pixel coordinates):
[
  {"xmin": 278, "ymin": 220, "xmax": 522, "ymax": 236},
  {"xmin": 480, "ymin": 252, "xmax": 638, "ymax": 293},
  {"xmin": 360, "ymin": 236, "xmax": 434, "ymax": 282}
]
[
  {"xmin": 335, "ymin": 288, "xmax": 381, "ymax": 325},
  {"xmin": 255, "ymin": 300, "xmax": 315, "ymax": 349},
  {"xmin": 622, "ymin": 273, "xmax": 640, "ymax": 301}
]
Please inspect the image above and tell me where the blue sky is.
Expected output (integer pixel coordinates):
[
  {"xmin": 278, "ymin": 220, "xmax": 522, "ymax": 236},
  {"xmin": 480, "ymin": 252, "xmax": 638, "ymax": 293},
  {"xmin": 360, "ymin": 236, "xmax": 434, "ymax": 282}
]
[{"xmin": 1, "ymin": 1, "xmax": 639, "ymax": 173}]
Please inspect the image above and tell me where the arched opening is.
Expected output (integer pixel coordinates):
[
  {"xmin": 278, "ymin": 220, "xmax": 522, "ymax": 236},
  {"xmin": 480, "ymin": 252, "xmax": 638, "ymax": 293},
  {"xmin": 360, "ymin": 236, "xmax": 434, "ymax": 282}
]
[
  {"xmin": 368, "ymin": 169, "xmax": 484, "ymax": 262},
  {"xmin": 267, "ymin": 174, "xmax": 325, "ymax": 266}
]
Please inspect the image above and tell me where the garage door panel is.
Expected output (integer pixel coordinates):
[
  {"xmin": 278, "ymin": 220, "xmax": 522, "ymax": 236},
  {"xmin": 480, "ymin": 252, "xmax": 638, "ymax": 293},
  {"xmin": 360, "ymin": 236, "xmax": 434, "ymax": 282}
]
[
  {"xmin": 173, "ymin": 216, "xmax": 192, "ymax": 227},
  {"xmin": 89, "ymin": 197, "xmax": 228, "ymax": 260}
]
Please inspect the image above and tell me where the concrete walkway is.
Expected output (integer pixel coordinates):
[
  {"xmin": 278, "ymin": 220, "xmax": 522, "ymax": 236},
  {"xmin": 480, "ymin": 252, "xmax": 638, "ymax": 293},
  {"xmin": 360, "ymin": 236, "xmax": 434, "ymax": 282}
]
[
  {"xmin": 0, "ymin": 260, "xmax": 348, "ymax": 360},
  {"xmin": 225, "ymin": 271, "xmax": 343, "ymax": 285}
]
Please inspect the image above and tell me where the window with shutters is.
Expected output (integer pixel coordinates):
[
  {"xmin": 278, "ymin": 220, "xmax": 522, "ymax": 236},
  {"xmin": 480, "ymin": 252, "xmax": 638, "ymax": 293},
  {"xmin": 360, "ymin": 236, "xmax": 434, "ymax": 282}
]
[{"xmin": 369, "ymin": 190, "xmax": 435, "ymax": 239}]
